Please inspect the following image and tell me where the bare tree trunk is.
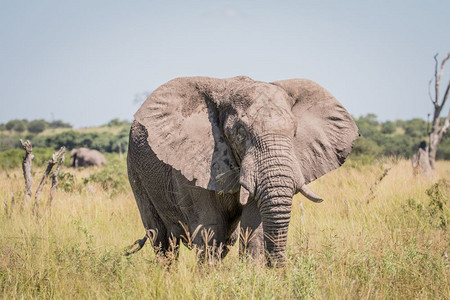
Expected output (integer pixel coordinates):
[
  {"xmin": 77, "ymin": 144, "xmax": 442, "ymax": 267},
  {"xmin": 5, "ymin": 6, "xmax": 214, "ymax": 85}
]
[
  {"xmin": 20, "ymin": 139, "xmax": 34, "ymax": 207},
  {"xmin": 428, "ymin": 52, "xmax": 450, "ymax": 169},
  {"xmin": 48, "ymin": 150, "xmax": 66, "ymax": 207},
  {"xmin": 33, "ymin": 147, "xmax": 66, "ymax": 217}
]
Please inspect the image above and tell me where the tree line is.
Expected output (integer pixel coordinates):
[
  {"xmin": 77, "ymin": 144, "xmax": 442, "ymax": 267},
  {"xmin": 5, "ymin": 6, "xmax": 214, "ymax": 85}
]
[
  {"xmin": 0, "ymin": 119, "xmax": 72, "ymax": 133},
  {"xmin": 0, "ymin": 119, "xmax": 130, "ymax": 154},
  {"xmin": 353, "ymin": 114, "xmax": 449, "ymax": 161},
  {"xmin": 0, "ymin": 116, "xmax": 449, "ymax": 165}
]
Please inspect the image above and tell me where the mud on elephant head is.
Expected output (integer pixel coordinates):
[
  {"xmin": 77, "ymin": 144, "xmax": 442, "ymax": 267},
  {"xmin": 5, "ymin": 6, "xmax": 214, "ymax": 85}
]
[
  {"xmin": 70, "ymin": 147, "xmax": 106, "ymax": 168},
  {"xmin": 131, "ymin": 76, "xmax": 358, "ymax": 265}
]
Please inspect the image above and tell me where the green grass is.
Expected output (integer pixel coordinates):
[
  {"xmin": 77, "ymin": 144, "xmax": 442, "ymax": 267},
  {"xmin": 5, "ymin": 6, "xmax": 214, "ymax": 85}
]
[{"xmin": 0, "ymin": 158, "xmax": 449, "ymax": 299}]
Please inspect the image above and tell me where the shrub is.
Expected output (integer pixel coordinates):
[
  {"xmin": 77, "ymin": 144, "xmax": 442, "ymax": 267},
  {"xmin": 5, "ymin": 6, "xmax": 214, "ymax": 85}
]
[
  {"xmin": 49, "ymin": 120, "xmax": 72, "ymax": 128},
  {"xmin": 83, "ymin": 154, "xmax": 128, "ymax": 194},
  {"xmin": 436, "ymin": 135, "xmax": 450, "ymax": 160},
  {"xmin": 27, "ymin": 120, "xmax": 47, "ymax": 134},
  {"xmin": 374, "ymin": 135, "xmax": 415, "ymax": 158},
  {"xmin": 425, "ymin": 179, "xmax": 449, "ymax": 230},
  {"xmin": 355, "ymin": 114, "xmax": 380, "ymax": 138},
  {"xmin": 6, "ymin": 119, "xmax": 27, "ymax": 132},
  {"xmin": 351, "ymin": 137, "xmax": 383, "ymax": 158},
  {"xmin": 0, "ymin": 135, "xmax": 20, "ymax": 151},
  {"xmin": 403, "ymin": 179, "xmax": 449, "ymax": 230},
  {"xmin": 57, "ymin": 171, "xmax": 76, "ymax": 193},
  {"xmin": 403, "ymin": 118, "xmax": 428, "ymax": 138},
  {"xmin": 381, "ymin": 121, "xmax": 396, "ymax": 134}
]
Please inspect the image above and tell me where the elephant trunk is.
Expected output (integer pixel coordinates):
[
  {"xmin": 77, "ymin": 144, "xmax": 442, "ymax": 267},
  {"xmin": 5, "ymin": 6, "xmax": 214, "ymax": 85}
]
[{"xmin": 254, "ymin": 135, "xmax": 296, "ymax": 266}]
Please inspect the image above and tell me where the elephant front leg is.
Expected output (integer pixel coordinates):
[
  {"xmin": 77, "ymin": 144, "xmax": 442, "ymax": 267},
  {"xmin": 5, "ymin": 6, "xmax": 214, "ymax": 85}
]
[{"xmin": 239, "ymin": 199, "xmax": 264, "ymax": 261}]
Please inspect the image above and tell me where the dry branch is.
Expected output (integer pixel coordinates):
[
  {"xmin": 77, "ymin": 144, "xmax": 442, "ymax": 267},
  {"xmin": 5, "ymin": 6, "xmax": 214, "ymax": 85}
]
[
  {"xmin": 48, "ymin": 150, "xmax": 66, "ymax": 207},
  {"xmin": 33, "ymin": 146, "xmax": 66, "ymax": 217},
  {"xmin": 20, "ymin": 139, "xmax": 34, "ymax": 207},
  {"xmin": 362, "ymin": 167, "xmax": 391, "ymax": 204},
  {"xmin": 428, "ymin": 52, "xmax": 450, "ymax": 169}
]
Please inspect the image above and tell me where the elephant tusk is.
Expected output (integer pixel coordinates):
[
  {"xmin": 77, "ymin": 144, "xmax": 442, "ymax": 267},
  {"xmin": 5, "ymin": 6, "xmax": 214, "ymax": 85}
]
[
  {"xmin": 239, "ymin": 185, "xmax": 250, "ymax": 205},
  {"xmin": 299, "ymin": 184, "xmax": 323, "ymax": 203}
]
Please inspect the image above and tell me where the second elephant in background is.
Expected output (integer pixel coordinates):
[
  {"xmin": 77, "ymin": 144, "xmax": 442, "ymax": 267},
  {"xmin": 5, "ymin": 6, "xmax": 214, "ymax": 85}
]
[{"xmin": 70, "ymin": 148, "xmax": 106, "ymax": 168}]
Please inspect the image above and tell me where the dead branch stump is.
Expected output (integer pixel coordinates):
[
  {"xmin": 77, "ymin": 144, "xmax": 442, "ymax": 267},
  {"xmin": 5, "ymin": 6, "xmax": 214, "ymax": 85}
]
[
  {"xmin": 48, "ymin": 150, "xmax": 66, "ymax": 207},
  {"xmin": 33, "ymin": 146, "xmax": 65, "ymax": 217},
  {"xmin": 20, "ymin": 139, "xmax": 34, "ymax": 207},
  {"xmin": 362, "ymin": 167, "xmax": 391, "ymax": 204}
]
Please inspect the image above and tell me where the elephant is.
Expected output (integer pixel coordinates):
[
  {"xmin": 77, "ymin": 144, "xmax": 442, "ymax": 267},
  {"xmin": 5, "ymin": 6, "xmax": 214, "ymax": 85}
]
[
  {"xmin": 127, "ymin": 76, "xmax": 358, "ymax": 266},
  {"xmin": 70, "ymin": 147, "xmax": 106, "ymax": 168}
]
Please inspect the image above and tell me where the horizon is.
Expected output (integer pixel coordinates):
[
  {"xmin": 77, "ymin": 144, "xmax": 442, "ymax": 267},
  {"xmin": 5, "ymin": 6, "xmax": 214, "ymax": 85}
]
[{"xmin": 1, "ymin": 1, "xmax": 449, "ymax": 128}]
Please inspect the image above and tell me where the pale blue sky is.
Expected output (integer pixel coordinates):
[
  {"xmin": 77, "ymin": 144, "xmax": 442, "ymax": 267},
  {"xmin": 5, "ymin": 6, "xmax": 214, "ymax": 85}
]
[{"xmin": 1, "ymin": 0, "xmax": 449, "ymax": 127}]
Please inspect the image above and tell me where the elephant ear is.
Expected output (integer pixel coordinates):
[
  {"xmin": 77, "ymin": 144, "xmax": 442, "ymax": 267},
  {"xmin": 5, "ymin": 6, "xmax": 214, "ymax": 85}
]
[
  {"xmin": 272, "ymin": 79, "xmax": 358, "ymax": 184},
  {"xmin": 134, "ymin": 77, "xmax": 240, "ymax": 193}
]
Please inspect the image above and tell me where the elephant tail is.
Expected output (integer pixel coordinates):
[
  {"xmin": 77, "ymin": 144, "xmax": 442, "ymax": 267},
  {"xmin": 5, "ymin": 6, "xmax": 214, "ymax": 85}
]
[{"xmin": 124, "ymin": 234, "xmax": 148, "ymax": 256}]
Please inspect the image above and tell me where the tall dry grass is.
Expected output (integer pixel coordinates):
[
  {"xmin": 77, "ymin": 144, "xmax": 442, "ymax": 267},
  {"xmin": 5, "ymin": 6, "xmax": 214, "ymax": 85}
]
[{"xmin": 0, "ymin": 158, "xmax": 449, "ymax": 299}]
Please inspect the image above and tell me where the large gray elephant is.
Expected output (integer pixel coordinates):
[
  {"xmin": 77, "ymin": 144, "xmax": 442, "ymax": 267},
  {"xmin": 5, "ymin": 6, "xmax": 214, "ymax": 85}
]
[
  {"xmin": 70, "ymin": 147, "xmax": 106, "ymax": 168},
  {"xmin": 127, "ymin": 76, "xmax": 358, "ymax": 266}
]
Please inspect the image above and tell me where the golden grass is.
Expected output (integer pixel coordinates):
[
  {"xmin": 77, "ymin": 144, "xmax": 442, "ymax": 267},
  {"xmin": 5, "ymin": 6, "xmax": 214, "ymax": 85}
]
[{"xmin": 0, "ymin": 159, "xmax": 449, "ymax": 299}]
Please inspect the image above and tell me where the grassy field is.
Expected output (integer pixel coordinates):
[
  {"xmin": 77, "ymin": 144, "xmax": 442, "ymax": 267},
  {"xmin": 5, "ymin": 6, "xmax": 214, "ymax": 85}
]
[{"xmin": 0, "ymin": 157, "xmax": 449, "ymax": 299}]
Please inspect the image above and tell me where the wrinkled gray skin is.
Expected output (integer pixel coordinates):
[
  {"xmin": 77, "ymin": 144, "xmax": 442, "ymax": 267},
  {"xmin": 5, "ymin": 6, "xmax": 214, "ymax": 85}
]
[
  {"xmin": 128, "ymin": 76, "xmax": 358, "ymax": 266},
  {"xmin": 70, "ymin": 148, "xmax": 106, "ymax": 168}
]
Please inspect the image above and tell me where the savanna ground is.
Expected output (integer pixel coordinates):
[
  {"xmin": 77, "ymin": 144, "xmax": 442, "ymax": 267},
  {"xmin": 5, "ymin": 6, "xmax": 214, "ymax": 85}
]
[{"xmin": 0, "ymin": 155, "xmax": 449, "ymax": 299}]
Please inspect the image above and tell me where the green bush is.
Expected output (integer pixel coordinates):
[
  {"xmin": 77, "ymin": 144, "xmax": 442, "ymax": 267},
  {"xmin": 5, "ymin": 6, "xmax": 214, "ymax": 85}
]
[
  {"xmin": 374, "ymin": 135, "xmax": 416, "ymax": 157},
  {"xmin": 403, "ymin": 118, "xmax": 428, "ymax": 138},
  {"xmin": 27, "ymin": 120, "xmax": 48, "ymax": 134},
  {"xmin": 0, "ymin": 149, "xmax": 23, "ymax": 169},
  {"xmin": 6, "ymin": 119, "xmax": 27, "ymax": 132},
  {"xmin": 0, "ymin": 135, "xmax": 20, "ymax": 151},
  {"xmin": 83, "ymin": 154, "xmax": 128, "ymax": 194},
  {"xmin": 57, "ymin": 171, "xmax": 77, "ymax": 193},
  {"xmin": 381, "ymin": 121, "xmax": 396, "ymax": 134},
  {"xmin": 436, "ymin": 135, "xmax": 450, "ymax": 160},
  {"xmin": 351, "ymin": 137, "xmax": 383, "ymax": 158},
  {"xmin": 355, "ymin": 114, "xmax": 379, "ymax": 138},
  {"xmin": 49, "ymin": 120, "xmax": 72, "ymax": 128},
  {"xmin": 403, "ymin": 179, "xmax": 449, "ymax": 230}
]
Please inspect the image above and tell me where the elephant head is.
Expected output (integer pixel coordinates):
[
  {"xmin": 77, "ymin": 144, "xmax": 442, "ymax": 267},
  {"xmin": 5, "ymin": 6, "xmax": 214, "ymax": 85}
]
[
  {"xmin": 70, "ymin": 149, "xmax": 80, "ymax": 167},
  {"xmin": 135, "ymin": 76, "xmax": 358, "ymax": 265},
  {"xmin": 70, "ymin": 147, "xmax": 106, "ymax": 167}
]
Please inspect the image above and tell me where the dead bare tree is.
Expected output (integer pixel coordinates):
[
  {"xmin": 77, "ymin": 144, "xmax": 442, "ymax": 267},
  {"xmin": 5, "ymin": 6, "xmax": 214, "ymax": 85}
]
[
  {"xmin": 20, "ymin": 139, "xmax": 34, "ymax": 206},
  {"xmin": 48, "ymin": 150, "xmax": 66, "ymax": 208},
  {"xmin": 428, "ymin": 52, "xmax": 450, "ymax": 169},
  {"xmin": 33, "ymin": 146, "xmax": 66, "ymax": 217}
]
